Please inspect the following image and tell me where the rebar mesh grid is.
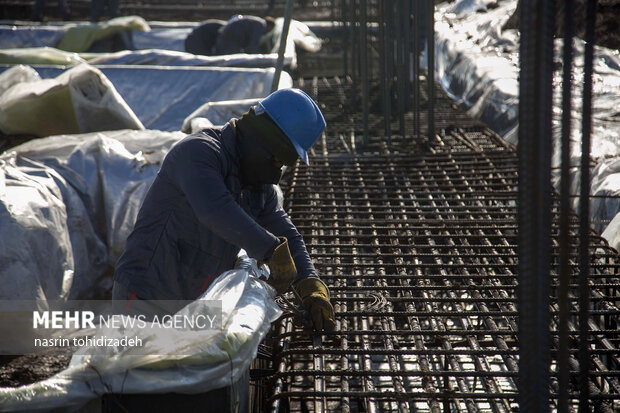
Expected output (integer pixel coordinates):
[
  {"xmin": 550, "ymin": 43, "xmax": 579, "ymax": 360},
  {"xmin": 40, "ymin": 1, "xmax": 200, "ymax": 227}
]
[
  {"xmin": 266, "ymin": 144, "xmax": 619, "ymax": 413},
  {"xmin": 255, "ymin": 77, "xmax": 620, "ymax": 412}
]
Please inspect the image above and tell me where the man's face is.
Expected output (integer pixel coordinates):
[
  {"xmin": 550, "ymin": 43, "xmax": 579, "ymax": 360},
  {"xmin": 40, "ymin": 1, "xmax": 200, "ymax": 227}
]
[{"xmin": 240, "ymin": 135, "xmax": 285, "ymax": 186}]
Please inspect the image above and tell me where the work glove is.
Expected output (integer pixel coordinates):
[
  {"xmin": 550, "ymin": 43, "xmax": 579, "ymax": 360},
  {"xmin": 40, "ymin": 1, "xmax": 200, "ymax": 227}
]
[
  {"xmin": 261, "ymin": 237, "xmax": 297, "ymax": 294},
  {"xmin": 295, "ymin": 277, "xmax": 336, "ymax": 332}
]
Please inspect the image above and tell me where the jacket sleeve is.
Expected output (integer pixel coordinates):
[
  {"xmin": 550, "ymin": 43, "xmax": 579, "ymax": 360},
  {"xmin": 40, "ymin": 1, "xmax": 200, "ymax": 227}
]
[
  {"xmin": 164, "ymin": 137, "xmax": 279, "ymax": 260},
  {"xmin": 257, "ymin": 185, "xmax": 318, "ymax": 281}
]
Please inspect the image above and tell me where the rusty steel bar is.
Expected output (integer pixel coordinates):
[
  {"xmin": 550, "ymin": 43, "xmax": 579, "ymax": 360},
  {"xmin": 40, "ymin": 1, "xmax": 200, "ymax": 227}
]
[{"xmin": 579, "ymin": 0, "xmax": 597, "ymax": 410}]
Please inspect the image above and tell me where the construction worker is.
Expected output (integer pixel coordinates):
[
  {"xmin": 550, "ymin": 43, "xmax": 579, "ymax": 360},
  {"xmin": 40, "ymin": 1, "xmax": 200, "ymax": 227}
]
[
  {"xmin": 213, "ymin": 15, "xmax": 276, "ymax": 55},
  {"xmin": 112, "ymin": 88, "xmax": 335, "ymax": 332},
  {"xmin": 184, "ymin": 19, "xmax": 226, "ymax": 55}
]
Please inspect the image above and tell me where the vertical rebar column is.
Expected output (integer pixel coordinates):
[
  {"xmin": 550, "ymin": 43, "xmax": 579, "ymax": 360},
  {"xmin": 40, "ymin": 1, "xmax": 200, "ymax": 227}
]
[
  {"xmin": 403, "ymin": 0, "xmax": 412, "ymax": 116},
  {"xmin": 426, "ymin": 0, "xmax": 435, "ymax": 142},
  {"xmin": 379, "ymin": 0, "xmax": 392, "ymax": 142},
  {"xmin": 558, "ymin": 0, "xmax": 574, "ymax": 409},
  {"xmin": 517, "ymin": 0, "xmax": 555, "ymax": 409},
  {"xmin": 351, "ymin": 0, "xmax": 358, "ymax": 111},
  {"xmin": 360, "ymin": 0, "xmax": 369, "ymax": 145},
  {"xmin": 271, "ymin": 0, "xmax": 294, "ymax": 93},
  {"xmin": 396, "ymin": 0, "xmax": 406, "ymax": 137},
  {"xmin": 579, "ymin": 0, "xmax": 596, "ymax": 409},
  {"xmin": 343, "ymin": 0, "xmax": 350, "ymax": 79},
  {"xmin": 384, "ymin": 1, "xmax": 394, "ymax": 142},
  {"xmin": 413, "ymin": 0, "xmax": 420, "ymax": 140}
]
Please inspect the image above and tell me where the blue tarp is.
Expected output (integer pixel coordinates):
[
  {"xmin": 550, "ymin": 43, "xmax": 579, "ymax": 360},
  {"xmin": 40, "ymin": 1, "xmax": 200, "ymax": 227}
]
[{"xmin": 0, "ymin": 64, "xmax": 293, "ymax": 131}]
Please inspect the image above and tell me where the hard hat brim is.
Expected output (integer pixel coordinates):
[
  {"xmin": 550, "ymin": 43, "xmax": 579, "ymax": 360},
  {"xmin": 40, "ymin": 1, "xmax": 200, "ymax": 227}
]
[{"xmin": 291, "ymin": 139, "xmax": 309, "ymax": 164}]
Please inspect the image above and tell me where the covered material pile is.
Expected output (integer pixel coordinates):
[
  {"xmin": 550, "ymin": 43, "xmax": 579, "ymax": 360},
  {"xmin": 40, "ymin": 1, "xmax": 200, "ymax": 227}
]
[{"xmin": 433, "ymin": 0, "xmax": 620, "ymax": 246}]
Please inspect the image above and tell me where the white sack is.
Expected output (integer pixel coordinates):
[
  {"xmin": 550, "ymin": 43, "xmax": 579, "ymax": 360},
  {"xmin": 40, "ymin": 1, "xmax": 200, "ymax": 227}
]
[{"xmin": 0, "ymin": 64, "xmax": 144, "ymax": 137}]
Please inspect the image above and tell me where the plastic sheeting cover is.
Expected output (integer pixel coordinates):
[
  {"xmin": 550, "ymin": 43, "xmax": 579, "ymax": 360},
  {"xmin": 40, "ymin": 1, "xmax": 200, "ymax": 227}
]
[
  {"xmin": 260, "ymin": 18, "xmax": 322, "ymax": 69},
  {"xmin": 2, "ymin": 130, "xmax": 184, "ymax": 300},
  {"xmin": 85, "ymin": 48, "xmax": 293, "ymax": 68},
  {"xmin": 0, "ymin": 47, "xmax": 86, "ymax": 66},
  {"xmin": 181, "ymin": 98, "xmax": 261, "ymax": 133},
  {"xmin": 133, "ymin": 27, "xmax": 190, "ymax": 52},
  {"xmin": 0, "ymin": 47, "xmax": 292, "ymax": 68},
  {"xmin": 0, "ymin": 65, "xmax": 40, "ymax": 96},
  {"xmin": 434, "ymin": 0, "xmax": 620, "ymax": 242},
  {"xmin": 8, "ymin": 65, "xmax": 293, "ymax": 132},
  {"xmin": 0, "ymin": 64, "xmax": 144, "ymax": 137},
  {"xmin": 0, "ymin": 263, "xmax": 282, "ymax": 412},
  {"xmin": 55, "ymin": 16, "xmax": 150, "ymax": 53},
  {"xmin": 0, "ymin": 25, "xmax": 65, "ymax": 49},
  {"xmin": 435, "ymin": 0, "xmax": 620, "ymax": 157}
]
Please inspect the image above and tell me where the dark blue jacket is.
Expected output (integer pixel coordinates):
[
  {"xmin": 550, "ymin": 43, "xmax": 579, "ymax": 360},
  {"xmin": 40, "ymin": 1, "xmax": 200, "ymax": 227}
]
[
  {"xmin": 114, "ymin": 121, "xmax": 316, "ymax": 300},
  {"xmin": 214, "ymin": 16, "xmax": 267, "ymax": 55},
  {"xmin": 184, "ymin": 19, "xmax": 226, "ymax": 55}
]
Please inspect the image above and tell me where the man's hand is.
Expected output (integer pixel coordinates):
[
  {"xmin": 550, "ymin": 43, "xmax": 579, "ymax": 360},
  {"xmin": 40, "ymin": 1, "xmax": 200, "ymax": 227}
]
[
  {"xmin": 295, "ymin": 277, "xmax": 336, "ymax": 331},
  {"xmin": 262, "ymin": 237, "xmax": 297, "ymax": 294}
]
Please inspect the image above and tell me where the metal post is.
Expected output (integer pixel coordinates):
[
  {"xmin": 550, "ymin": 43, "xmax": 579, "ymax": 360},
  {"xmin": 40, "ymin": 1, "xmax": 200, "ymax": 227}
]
[
  {"xmin": 360, "ymin": 0, "xmax": 368, "ymax": 145},
  {"xmin": 558, "ymin": 0, "xmax": 575, "ymax": 409},
  {"xmin": 517, "ymin": 0, "xmax": 555, "ymax": 409},
  {"xmin": 426, "ymin": 0, "xmax": 434, "ymax": 142},
  {"xmin": 343, "ymin": 0, "xmax": 349, "ymax": 79},
  {"xmin": 413, "ymin": 0, "xmax": 420, "ymax": 140},
  {"xmin": 396, "ymin": 0, "xmax": 406, "ymax": 137},
  {"xmin": 271, "ymin": 0, "xmax": 294, "ymax": 93},
  {"xmin": 351, "ymin": 0, "xmax": 358, "ymax": 111},
  {"xmin": 385, "ymin": 1, "xmax": 394, "ymax": 142},
  {"xmin": 579, "ymin": 0, "xmax": 596, "ymax": 410},
  {"xmin": 404, "ymin": 0, "xmax": 412, "ymax": 115},
  {"xmin": 380, "ymin": 0, "xmax": 391, "ymax": 142}
]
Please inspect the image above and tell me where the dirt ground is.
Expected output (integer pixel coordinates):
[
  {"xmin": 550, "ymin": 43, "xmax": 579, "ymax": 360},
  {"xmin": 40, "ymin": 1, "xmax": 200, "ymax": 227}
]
[{"xmin": 0, "ymin": 349, "xmax": 73, "ymax": 387}]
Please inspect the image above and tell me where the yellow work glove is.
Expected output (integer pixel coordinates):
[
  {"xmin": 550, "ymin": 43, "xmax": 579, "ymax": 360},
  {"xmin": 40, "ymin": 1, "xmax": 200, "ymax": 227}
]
[
  {"xmin": 295, "ymin": 277, "xmax": 336, "ymax": 331},
  {"xmin": 262, "ymin": 237, "xmax": 297, "ymax": 294}
]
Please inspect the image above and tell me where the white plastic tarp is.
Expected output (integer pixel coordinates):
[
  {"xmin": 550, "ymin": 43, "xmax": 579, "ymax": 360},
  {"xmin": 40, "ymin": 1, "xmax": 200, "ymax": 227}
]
[
  {"xmin": 55, "ymin": 16, "xmax": 150, "ymax": 53},
  {"xmin": 0, "ymin": 22, "xmax": 192, "ymax": 51},
  {"xmin": 0, "ymin": 154, "xmax": 91, "ymax": 301},
  {"xmin": 14, "ymin": 65, "xmax": 293, "ymax": 131},
  {"xmin": 0, "ymin": 17, "xmax": 149, "ymax": 53},
  {"xmin": 601, "ymin": 212, "xmax": 620, "ymax": 252},
  {"xmin": 181, "ymin": 98, "xmax": 261, "ymax": 133},
  {"xmin": 85, "ymin": 48, "xmax": 293, "ymax": 68},
  {"xmin": 434, "ymin": 0, "xmax": 620, "ymax": 242},
  {"xmin": 0, "ymin": 47, "xmax": 293, "ymax": 68},
  {"xmin": 260, "ymin": 18, "xmax": 322, "ymax": 69},
  {"xmin": 0, "ymin": 46, "xmax": 86, "ymax": 66},
  {"xmin": 0, "ymin": 65, "xmax": 40, "ymax": 96},
  {"xmin": 1, "ymin": 130, "xmax": 184, "ymax": 300},
  {"xmin": 0, "ymin": 262, "xmax": 282, "ymax": 412}
]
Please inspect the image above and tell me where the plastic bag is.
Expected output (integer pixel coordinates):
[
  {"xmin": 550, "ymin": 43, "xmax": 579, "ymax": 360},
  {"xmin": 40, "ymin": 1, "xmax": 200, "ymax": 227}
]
[{"xmin": 0, "ymin": 261, "xmax": 282, "ymax": 412}]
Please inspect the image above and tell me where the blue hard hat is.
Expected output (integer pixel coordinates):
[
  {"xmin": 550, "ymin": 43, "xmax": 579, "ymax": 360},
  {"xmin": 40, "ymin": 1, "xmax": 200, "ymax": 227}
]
[{"xmin": 256, "ymin": 88, "xmax": 326, "ymax": 164}]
